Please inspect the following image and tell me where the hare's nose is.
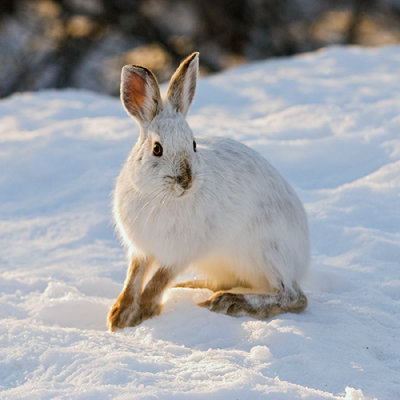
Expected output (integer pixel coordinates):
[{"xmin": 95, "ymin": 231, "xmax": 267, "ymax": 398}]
[
  {"xmin": 176, "ymin": 159, "xmax": 192, "ymax": 190},
  {"xmin": 176, "ymin": 175, "xmax": 188, "ymax": 188}
]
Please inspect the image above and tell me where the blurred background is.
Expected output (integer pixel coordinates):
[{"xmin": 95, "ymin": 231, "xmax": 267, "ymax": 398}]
[{"xmin": 1, "ymin": 0, "xmax": 400, "ymax": 98}]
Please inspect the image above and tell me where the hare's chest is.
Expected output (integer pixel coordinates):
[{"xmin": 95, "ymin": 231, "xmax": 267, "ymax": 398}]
[{"xmin": 125, "ymin": 198, "xmax": 209, "ymax": 264}]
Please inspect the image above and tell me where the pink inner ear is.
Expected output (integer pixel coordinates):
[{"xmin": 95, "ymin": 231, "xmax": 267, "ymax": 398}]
[{"xmin": 126, "ymin": 72, "xmax": 146, "ymax": 110}]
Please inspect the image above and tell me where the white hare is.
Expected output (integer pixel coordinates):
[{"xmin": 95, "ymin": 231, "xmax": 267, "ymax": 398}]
[{"xmin": 108, "ymin": 52, "xmax": 310, "ymax": 331}]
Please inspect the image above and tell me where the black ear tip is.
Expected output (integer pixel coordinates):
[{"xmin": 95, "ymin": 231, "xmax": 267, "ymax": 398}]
[
  {"xmin": 121, "ymin": 65, "xmax": 156, "ymax": 81},
  {"xmin": 188, "ymin": 52, "xmax": 199, "ymax": 63}
]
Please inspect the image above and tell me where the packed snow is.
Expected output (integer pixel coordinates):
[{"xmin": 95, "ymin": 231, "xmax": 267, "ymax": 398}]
[{"xmin": 1, "ymin": 46, "xmax": 399, "ymax": 399}]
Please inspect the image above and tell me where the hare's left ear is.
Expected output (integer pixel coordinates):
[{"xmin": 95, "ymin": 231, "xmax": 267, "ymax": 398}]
[
  {"xmin": 120, "ymin": 65, "xmax": 162, "ymax": 126},
  {"xmin": 167, "ymin": 52, "xmax": 199, "ymax": 116}
]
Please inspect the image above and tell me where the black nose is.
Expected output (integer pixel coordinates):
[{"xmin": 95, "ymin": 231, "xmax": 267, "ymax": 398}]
[
  {"xmin": 176, "ymin": 175, "xmax": 189, "ymax": 189},
  {"xmin": 176, "ymin": 159, "xmax": 192, "ymax": 190}
]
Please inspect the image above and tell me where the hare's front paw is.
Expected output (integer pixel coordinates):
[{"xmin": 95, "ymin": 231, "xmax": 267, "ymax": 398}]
[
  {"xmin": 134, "ymin": 300, "xmax": 163, "ymax": 326},
  {"xmin": 107, "ymin": 291, "xmax": 162, "ymax": 331},
  {"xmin": 107, "ymin": 290, "xmax": 139, "ymax": 332}
]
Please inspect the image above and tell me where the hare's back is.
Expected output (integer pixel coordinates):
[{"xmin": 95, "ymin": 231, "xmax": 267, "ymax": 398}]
[
  {"xmin": 197, "ymin": 135, "xmax": 307, "ymax": 234},
  {"xmin": 197, "ymin": 136, "xmax": 285, "ymax": 187}
]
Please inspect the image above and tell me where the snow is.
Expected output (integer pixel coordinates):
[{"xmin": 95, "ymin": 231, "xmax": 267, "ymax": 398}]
[{"xmin": 1, "ymin": 46, "xmax": 400, "ymax": 399}]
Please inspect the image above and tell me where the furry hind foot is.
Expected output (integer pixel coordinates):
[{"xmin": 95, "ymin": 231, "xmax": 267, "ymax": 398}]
[
  {"xmin": 199, "ymin": 292, "xmax": 283, "ymax": 319},
  {"xmin": 198, "ymin": 290, "xmax": 307, "ymax": 319}
]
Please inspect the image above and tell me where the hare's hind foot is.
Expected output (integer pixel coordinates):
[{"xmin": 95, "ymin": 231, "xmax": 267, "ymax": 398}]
[{"xmin": 198, "ymin": 289, "xmax": 307, "ymax": 319}]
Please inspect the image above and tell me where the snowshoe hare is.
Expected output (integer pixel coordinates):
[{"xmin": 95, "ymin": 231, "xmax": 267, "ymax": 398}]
[{"xmin": 108, "ymin": 52, "xmax": 310, "ymax": 331}]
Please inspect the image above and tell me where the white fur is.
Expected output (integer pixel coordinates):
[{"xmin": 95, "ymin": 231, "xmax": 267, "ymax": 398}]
[{"xmin": 114, "ymin": 54, "xmax": 310, "ymax": 298}]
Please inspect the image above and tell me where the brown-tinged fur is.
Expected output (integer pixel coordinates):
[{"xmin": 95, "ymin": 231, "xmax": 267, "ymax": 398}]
[
  {"xmin": 175, "ymin": 280, "xmax": 211, "ymax": 289},
  {"xmin": 177, "ymin": 158, "xmax": 192, "ymax": 189},
  {"xmin": 175, "ymin": 279, "xmax": 251, "ymax": 291},
  {"xmin": 107, "ymin": 260, "xmax": 175, "ymax": 331},
  {"xmin": 176, "ymin": 279, "xmax": 307, "ymax": 319},
  {"xmin": 167, "ymin": 52, "xmax": 198, "ymax": 114},
  {"xmin": 107, "ymin": 257, "xmax": 149, "ymax": 331},
  {"xmin": 107, "ymin": 288, "xmax": 134, "ymax": 332},
  {"xmin": 198, "ymin": 290, "xmax": 308, "ymax": 319},
  {"xmin": 139, "ymin": 267, "xmax": 173, "ymax": 320}
]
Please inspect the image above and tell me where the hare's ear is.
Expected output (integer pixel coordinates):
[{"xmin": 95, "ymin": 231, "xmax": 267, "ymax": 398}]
[
  {"xmin": 120, "ymin": 65, "xmax": 162, "ymax": 125},
  {"xmin": 167, "ymin": 52, "xmax": 199, "ymax": 116}
]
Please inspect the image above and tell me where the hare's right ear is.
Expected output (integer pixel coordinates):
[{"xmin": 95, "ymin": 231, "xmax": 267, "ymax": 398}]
[
  {"xmin": 167, "ymin": 52, "xmax": 199, "ymax": 116},
  {"xmin": 120, "ymin": 65, "xmax": 162, "ymax": 125}
]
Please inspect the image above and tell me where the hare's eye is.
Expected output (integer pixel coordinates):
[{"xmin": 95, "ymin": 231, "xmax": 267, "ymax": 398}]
[
  {"xmin": 193, "ymin": 140, "xmax": 197, "ymax": 152},
  {"xmin": 153, "ymin": 142, "xmax": 163, "ymax": 157}
]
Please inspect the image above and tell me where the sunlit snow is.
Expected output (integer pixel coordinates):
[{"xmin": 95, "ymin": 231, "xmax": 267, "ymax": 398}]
[{"xmin": 1, "ymin": 46, "xmax": 399, "ymax": 399}]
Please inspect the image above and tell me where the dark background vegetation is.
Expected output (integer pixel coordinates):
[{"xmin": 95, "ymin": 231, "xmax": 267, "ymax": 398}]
[{"xmin": 1, "ymin": 0, "xmax": 400, "ymax": 98}]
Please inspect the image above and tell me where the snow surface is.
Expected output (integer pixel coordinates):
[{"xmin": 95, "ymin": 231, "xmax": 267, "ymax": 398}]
[{"xmin": 1, "ymin": 46, "xmax": 400, "ymax": 400}]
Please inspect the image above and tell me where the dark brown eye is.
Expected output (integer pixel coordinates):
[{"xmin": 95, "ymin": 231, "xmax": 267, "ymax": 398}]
[
  {"xmin": 193, "ymin": 140, "xmax": 197, "ymax": 152},
  {"xmin": 153, "ymin": 141, "xmax": 163, "ymax": 157}
]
